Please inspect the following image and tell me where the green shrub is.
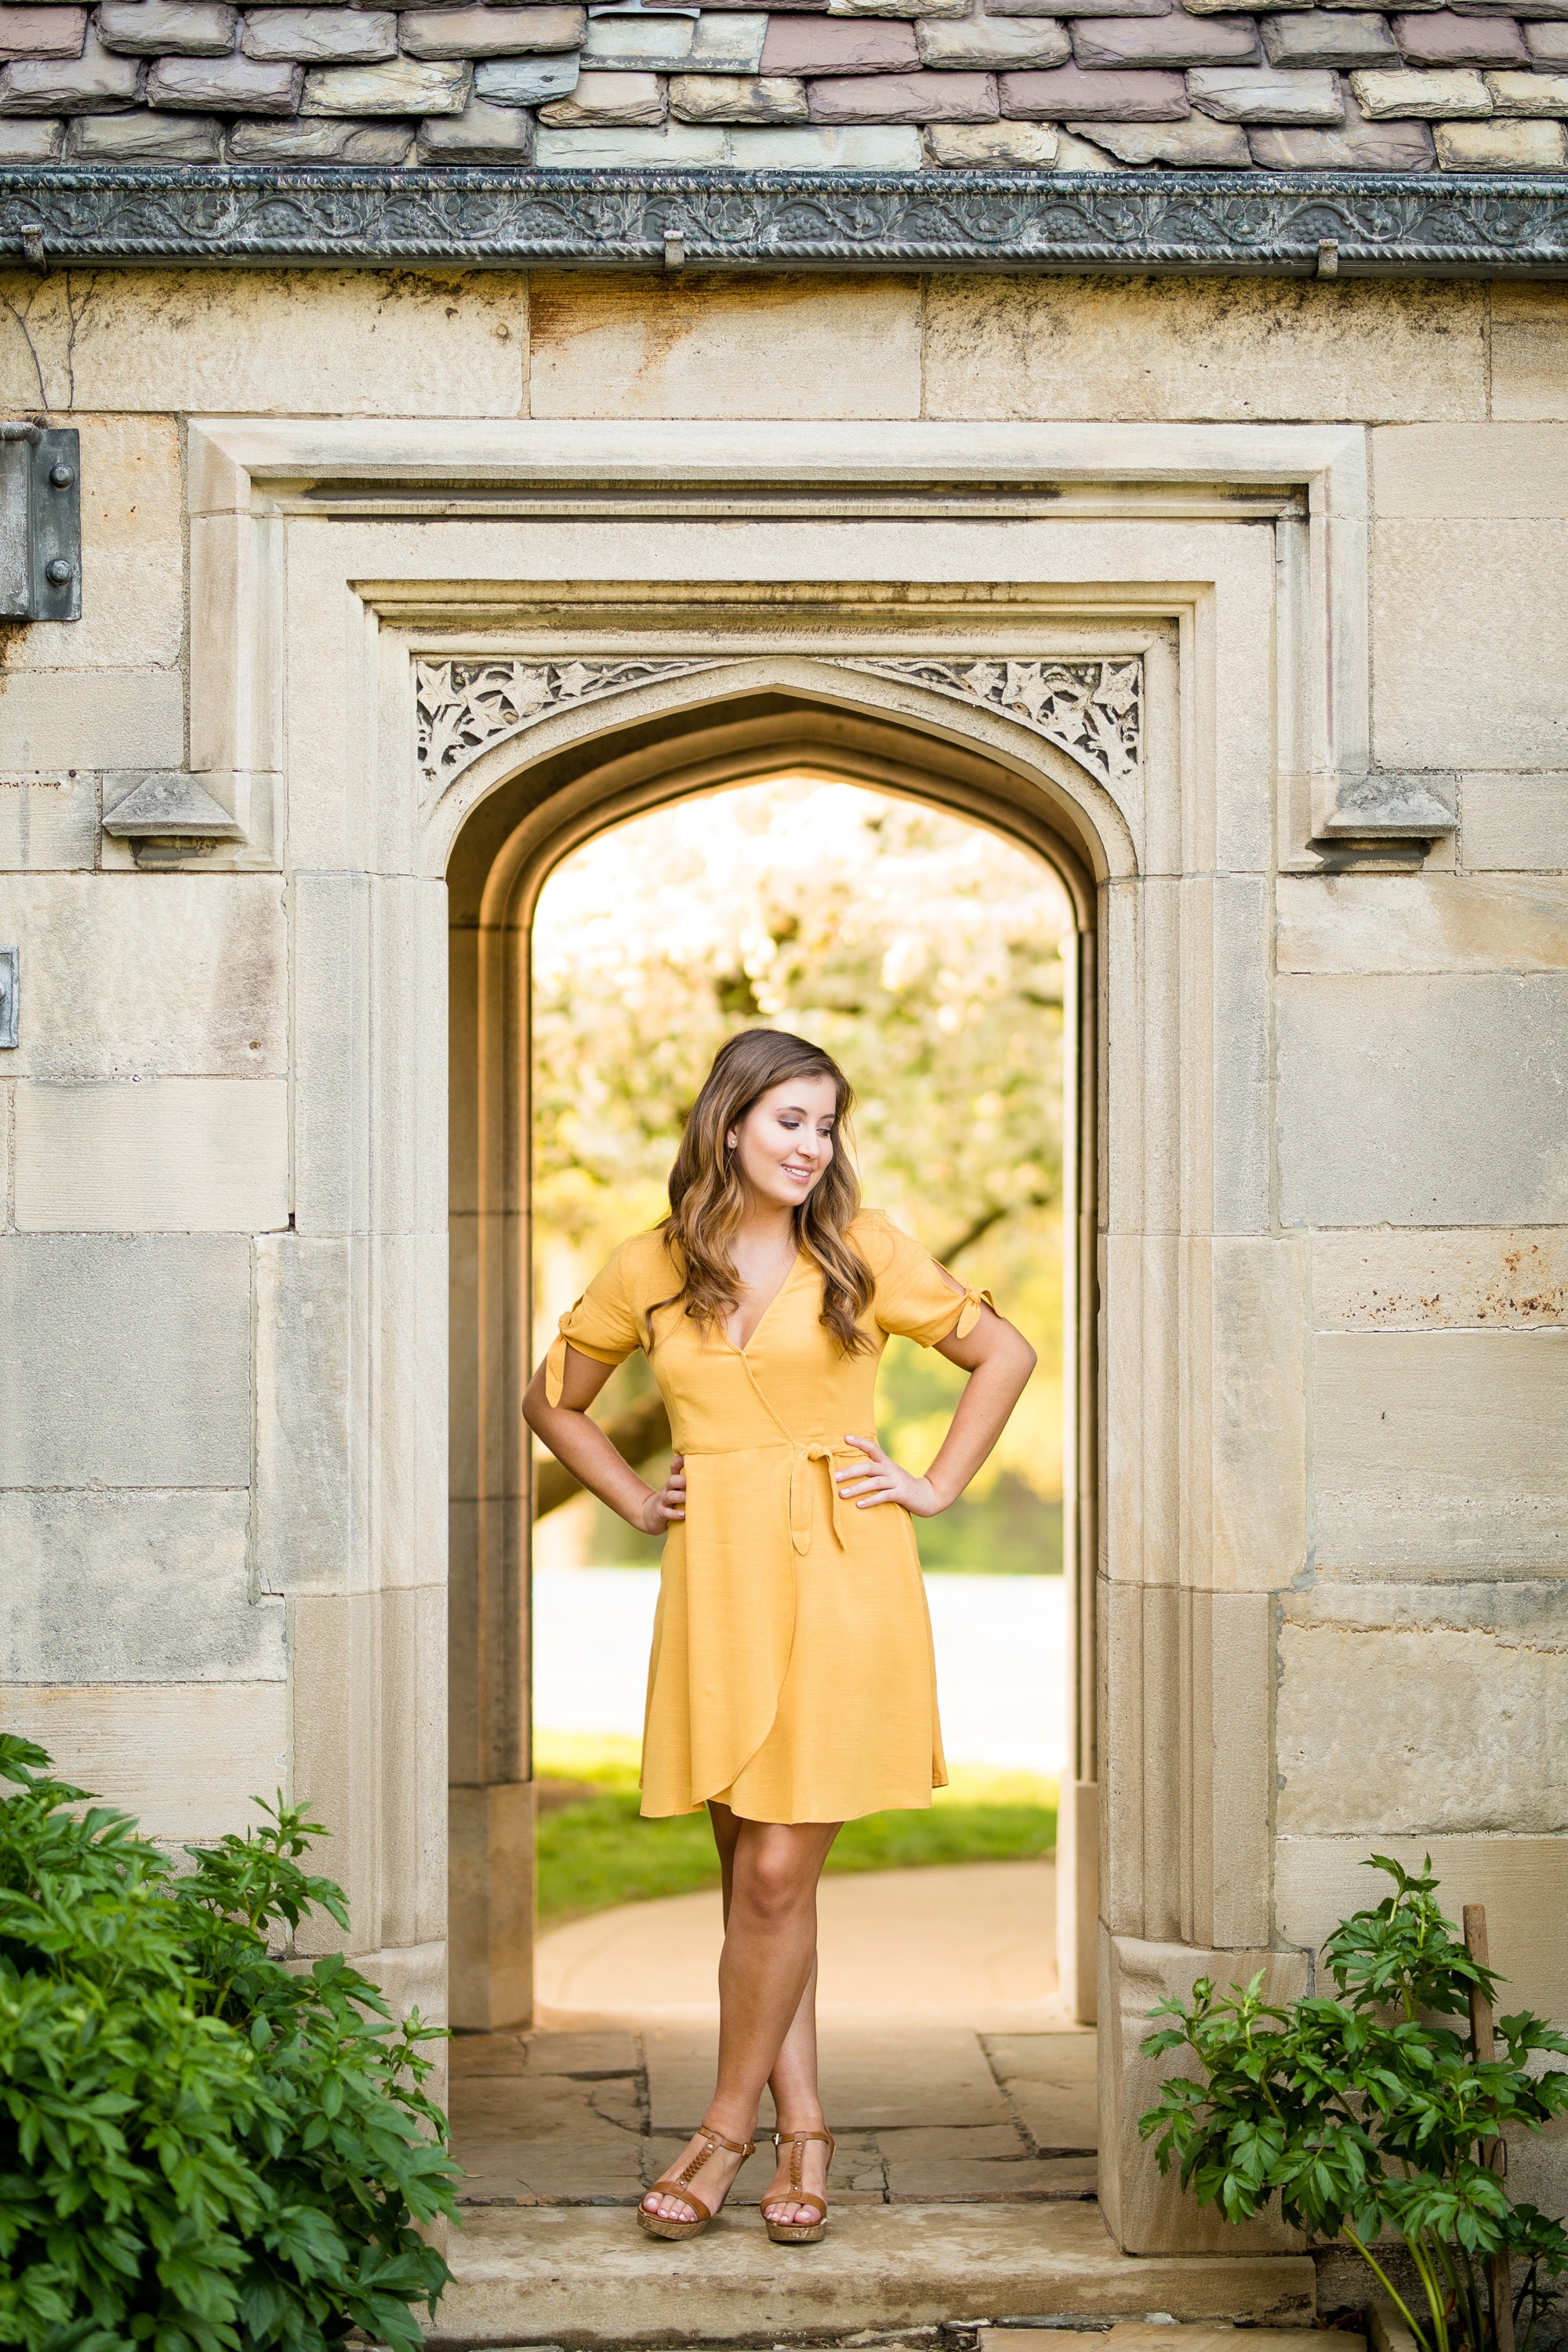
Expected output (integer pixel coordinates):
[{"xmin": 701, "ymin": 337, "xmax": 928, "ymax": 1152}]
[
  {"xmin": 1139, "ymin": 1855, "xmax": 1568, "ymax": 2352},
  {"xmin": 0, "ymin": 1736, "xmax": 460, "ymax": 2352}
]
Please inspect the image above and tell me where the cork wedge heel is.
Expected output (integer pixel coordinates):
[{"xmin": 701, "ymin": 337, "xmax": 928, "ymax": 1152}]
[{"xmin": 636, "ymin": 2128, "xmax": 755, "ymax": 2241}]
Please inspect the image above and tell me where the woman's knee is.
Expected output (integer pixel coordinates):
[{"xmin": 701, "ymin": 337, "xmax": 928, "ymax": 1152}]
[{"xmin": 733, "ymin": 1828, "xmax": 822, "ymax": 1920}]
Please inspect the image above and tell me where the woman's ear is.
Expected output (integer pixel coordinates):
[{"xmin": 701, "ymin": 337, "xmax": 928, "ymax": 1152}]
[{"xmin": 726, "ymin": 1133, "xmax": 737, "ymax": 1151}]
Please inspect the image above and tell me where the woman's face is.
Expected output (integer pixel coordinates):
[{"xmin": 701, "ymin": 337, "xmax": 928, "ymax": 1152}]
[{"xmin": 728, "ymin": 1073, "xmax": 839, "ymax": 1214}]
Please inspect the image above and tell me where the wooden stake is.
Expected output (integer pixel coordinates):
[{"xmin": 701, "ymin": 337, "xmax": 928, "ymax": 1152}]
[{"xmin": 1464, "ymin": 1904, "xmax": 1515, "ymax": 2352}]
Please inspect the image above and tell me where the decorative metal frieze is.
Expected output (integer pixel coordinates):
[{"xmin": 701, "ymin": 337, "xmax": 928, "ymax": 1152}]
[
  {"xmin": 415, "ymin": 655, "xmax": 720, "ymax": 793},
  {"xmin": 838, "ymin": 655, "xmax": 1141, "ymax": 792},
  {"xmin": 4, "ymin": 165, "xmax": 1568, "ymax": 273}
]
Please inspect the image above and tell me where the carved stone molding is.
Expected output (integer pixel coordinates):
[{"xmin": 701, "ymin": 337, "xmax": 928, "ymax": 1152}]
[
  {"xmin": 415, "ymin": 655, "xmax": 720, "ymax": 795},
  {"xmin": 5, "ymin": 165, "xmax": 1568, "ymax": 274},
  {"xmin": 838, "ymin": 656, "xmax": 1141, "ymax": 793}
]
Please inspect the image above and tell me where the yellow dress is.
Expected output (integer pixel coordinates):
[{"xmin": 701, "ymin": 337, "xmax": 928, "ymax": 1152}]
[{"xmin": 543, "ymin": 1210, "xmax": 988, "ymax": 1824}]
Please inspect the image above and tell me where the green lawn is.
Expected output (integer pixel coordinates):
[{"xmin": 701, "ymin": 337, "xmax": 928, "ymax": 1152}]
[{"xmin": 535, "ymin": 1735, "xmax": 1056, "ymax": 1927}]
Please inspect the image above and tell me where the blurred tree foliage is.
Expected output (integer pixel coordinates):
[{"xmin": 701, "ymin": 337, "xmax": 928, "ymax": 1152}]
[{"xmin": 532, "ymin": 779, "xmax": 1073, "ymax": 1574}]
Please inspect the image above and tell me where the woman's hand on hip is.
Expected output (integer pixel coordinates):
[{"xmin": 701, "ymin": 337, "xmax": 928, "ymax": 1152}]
[
  {"xmin": 836, "ymin": 1434, "xmax": 940, "ymax": 1519},
  {"xmin": 639, "ymin": 1454, "xmax": 686, "ymax": 1535}
]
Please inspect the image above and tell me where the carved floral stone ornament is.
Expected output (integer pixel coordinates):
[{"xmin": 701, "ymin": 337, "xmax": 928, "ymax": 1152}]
[
  {"xmin": 838, "ymin": 657, "xmax": 1142, "ymax": 793},
  {"xmin": 416, "ymin": 652, "xmax": 1142, "ymax": 800}
]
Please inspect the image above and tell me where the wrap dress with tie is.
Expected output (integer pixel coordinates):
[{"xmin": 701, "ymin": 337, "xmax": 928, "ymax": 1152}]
[{"xmin": 543, "ymin": 1210, "xmax": 989, "ymax": 1824}]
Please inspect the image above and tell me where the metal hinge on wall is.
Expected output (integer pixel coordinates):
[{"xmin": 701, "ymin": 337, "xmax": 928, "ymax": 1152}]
[{"xmin": 0, "ymin": 422, "xmax": 80, "ymax": 622}]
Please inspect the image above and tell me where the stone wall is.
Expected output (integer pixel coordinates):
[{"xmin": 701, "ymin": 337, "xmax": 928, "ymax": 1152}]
[{"xmin": 0, "ymin": 261, "xmax": 1565, "ymax": 2249}]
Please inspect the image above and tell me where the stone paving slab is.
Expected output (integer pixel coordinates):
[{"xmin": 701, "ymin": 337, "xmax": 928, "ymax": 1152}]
[
  {"xmin": 985, "ymin": 2032, "xmax": 1098, "ymax": 2152},
  {"xmin": 431, "ymin": 2200, "xmax": 1317, "ymax": 2346}
]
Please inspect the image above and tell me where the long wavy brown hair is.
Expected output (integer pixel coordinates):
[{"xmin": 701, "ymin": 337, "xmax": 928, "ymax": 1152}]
[{"xmin": 649, "ymin": 1030, "xmax": 875, "ymax": 1356}]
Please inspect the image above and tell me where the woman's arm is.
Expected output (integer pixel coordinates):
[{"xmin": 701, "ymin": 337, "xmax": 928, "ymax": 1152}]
[
  {"xmin": 522, "ymin": 1345, "xmax": 686, "ymax": 1536},
  {"xmin": 835, "ymin": 1295, "xmax": 1036, "ymax": 1520}
]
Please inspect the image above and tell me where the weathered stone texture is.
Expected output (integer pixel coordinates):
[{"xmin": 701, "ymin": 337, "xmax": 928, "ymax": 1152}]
[
  {"xmin": 1188, "ymin": 63, "xmax": 1341, "ymax": 116},
  {"xmin": 808, "ymin": 65, "xmax": 997, "ymax": 114},
  {"xmin": 242, "ymin": 9, "xmax": 399, "ymax": 63},
  {"xmin": 1000, "ymin": 59, "xmax": 1187, "ymax": 110},
  {"xmin": 0, "ymin": 875, "xmax": 286, "ymax": 1080},
  {"xmin": 916, "ymin": 11, "xmax": 1069, "ymax": 60},
  {"xmin": 1394, "ymin": 3, "xmax": 1529, "ymax": 56},
  {"xmin": 400, "ymin": 2, "xmax": 579, "ymax": 53},
  {"xmin": 13, "ymin": 1076, "xmax": 289, "ymax": 1232},
  {"xmin": 925, "ymin": 109, "xmax": 1055, "ymax": 149},
  {"xmin": 1351, "ymin": 60, "xmax": 1491, "ymax": 107},
  {"xmin": 1249, "ymin": 85, "xmax": 1435, "ymax": 157},
  {"xmin": 67, "ymin": 106, "xmax": 223, "ymax": 153},
  {"xmin": 1278, "ymin": 975, "xmax": 1568, "ymax": 1225},
  {"xmin": 0, "ymin": 6, "xmax": 85, "ymax": 60},
  {"xmin": 1312, "ymin": 1330, "xmax": 1568, "ymax": 1570},
  {"xmin": 759, "ymin": 12, "xmax": 917, "ymax": 67},
  {"xmin": 1459, "ymin": 773, "xmax": 1568, "ymax": 869},
  {"xmin": 2, "ymin": 1490, "xmax": 282, "ymax": 1682},
  {"xmin": 97, "ymin": 0, "xmax": 235, "ymax": 54},
  {"xmin": 0, "ymin": 1235, "xmax": 252, "ymax": 1487},
  {"xmin": 669, "ymin": 67, "xmax": 806, "ymax": 113},
  {"xmin": 0, "ymin": 775, "xmax": 99, "ymax": 870},
  {"xmin": 417, "ymin": 89, "xmax": 532, "ymax": 154},
  {"xmin": 1437, "ymin": 114, "xmax": 1568, "ymax": 158},
  {"xmin": 1260, "ymin": 7, "xmax": 1398, "ymax": 61},
  {"xmin": 0, "ymin": 26, "xmax": 136, "ymax": 110},
  {"xmin": 1, "ymin": 1683, "xmax": 289, "ymax": 1846},
  {"xmin": 537, "ymin": 65, "xmax": 665, "ymax": 118},
  {"xmin": 1072, "ymin": 8, "xmax": 1261, "ymax": 59},
  {"xmin": 1276, "ymin": 874, "xmax": 1568, "ymax": 971},
  {"xmin": 1312, "ymin": 1228, "xmax": 1568, "ymax": 1330},
  {"xmin": 302, "ymin": 53, "xmax": 470, "ymax": 107},
  {"xmin": 1374, "ymin": 520, "xmax": 1568, "ymax": 766},
  {"xmin": 1073, "ymin": 109, "xmax": 1247, "ymax": 153},
  {"xmin": 1278, "ymin": 1586, "xmax": 1568, "ymax": 1834}
]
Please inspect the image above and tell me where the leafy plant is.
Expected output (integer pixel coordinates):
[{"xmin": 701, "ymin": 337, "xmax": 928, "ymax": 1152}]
[
  {"xmin": 0, "ymin": 1736, "xmax": 460, "ymax": 2352},
  {"xmin": 1139, "ymin": 1856, "xmax": 1568, "ymax": 2352}
]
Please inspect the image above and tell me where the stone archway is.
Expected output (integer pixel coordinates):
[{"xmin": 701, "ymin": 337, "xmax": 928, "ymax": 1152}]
[{"xmin": 443, "ymin": 677, "xmax": 1108, "ymax": 2051}]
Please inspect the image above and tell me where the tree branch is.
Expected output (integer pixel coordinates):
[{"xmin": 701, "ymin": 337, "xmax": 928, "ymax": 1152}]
[{"xmin": 937, "ymin": 1190, "xmax": 1056, "ymax": 1267}]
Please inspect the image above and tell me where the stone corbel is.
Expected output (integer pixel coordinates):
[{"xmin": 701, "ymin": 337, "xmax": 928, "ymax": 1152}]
[
  {"xmin": 1312, "ymin": 768, "xmax": 1457, "ymax": 843},
  {"xmin": 102, "ymin": 771, "xmax": 246, "ymax": 867}
]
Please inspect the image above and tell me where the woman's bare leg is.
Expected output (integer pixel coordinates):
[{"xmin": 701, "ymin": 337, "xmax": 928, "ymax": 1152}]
[{"xmin": 641, "ymin": 1804, "xmax": 840, "ymax": 2226}]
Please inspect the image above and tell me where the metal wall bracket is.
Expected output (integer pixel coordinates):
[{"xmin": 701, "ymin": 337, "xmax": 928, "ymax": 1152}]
[
  {"xmin": 0, "ymin": 946, "xmax": 17, "ymax": 1047},
  {"xmin": 0, "ymin": 422, "xmax": 79, "ymax": 622}
]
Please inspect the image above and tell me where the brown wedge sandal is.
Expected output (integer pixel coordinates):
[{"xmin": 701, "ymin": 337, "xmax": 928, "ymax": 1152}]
[
  {"xmin": 636, "ymin": 2127, "xmax": 756, "ymax": 2241},
  {"xmin": 762, "ymin": 2125, "xmax": 836, "ymax": 2245}
]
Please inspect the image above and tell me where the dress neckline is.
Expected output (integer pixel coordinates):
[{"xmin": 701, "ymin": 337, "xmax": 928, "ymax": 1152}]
[{"xmin": 723, "ymin": 1247, "xmax": 807, "ymax": 1356}]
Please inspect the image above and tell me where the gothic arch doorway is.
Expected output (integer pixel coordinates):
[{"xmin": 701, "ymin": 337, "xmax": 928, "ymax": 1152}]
[{"xmin": 443, "ymin": 675, "xmax": 1109, "ymax": 2043}]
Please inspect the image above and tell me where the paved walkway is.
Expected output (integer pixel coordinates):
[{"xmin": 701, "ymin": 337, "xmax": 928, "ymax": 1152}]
[{"xmin": 450, "ymin": 1859, "xmax": 1098, "ymax": 2210}]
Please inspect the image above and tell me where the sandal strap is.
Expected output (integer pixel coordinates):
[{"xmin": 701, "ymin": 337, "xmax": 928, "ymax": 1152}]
[
  {"xmin": 645, "ymin": 2180, "xmax": 713, "ymax": 2224},
  {"xmin": 771, "ymin": 2126, "xmax": 835, "ymax": 2195},
  {"xmin": 651, "ymin": 2128, "xmax": 755, "ymax": 2203}
]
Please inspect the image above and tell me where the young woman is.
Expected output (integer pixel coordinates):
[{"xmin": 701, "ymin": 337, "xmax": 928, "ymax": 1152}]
[{"xmin": 523, "ymin": 1029, "xmax": 1036, "ymax": 2248}]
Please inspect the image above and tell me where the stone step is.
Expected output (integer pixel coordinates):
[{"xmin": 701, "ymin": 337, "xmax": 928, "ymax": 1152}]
[{"xmin": 430, "ymin": 2199, "xmax": 1316, "ymax": 2347}]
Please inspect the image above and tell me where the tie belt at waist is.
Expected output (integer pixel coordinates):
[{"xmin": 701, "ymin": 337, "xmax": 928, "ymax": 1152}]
[{"xmin": 681, "ymin": 1439, "xmax": 854, "ymax": 1555}]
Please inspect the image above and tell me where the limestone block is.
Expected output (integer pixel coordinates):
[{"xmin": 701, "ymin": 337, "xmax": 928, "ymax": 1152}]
[
  {"xmin": 399, "ymin": 2, "xmax": 584, "ymax": 54},
  {"xmin": 67, "ymin": 107, "xmax": 223, "ymax": 155},
  {"xmin": 243, "ymin": 9, "xmax": 398, "ymax": 61},
  {"xmin": 670, "ymin": 71, "xmax": 807, "ymax": 118},
  {"xmin": 474, "ymin": 51, "xmax": 578, "ymax": 99},
  {"xmin": 303, "ymin": 54, "xmax": 470, "ymax": 111},
  {"xmin": 227, "ymin": 116, "xmax": 412, "ymax": 156},
  {"xmin": 1277, "ymin": 874, "xmax": 1568, "ymax": 972},
  {"xmin": 0, "ymin": 1234, "xmax": 250, "ymax": 1487},
  {"xmin": 1436, "ymin": 114, "xmax": 1568, "ymax": 161},
  {"xmin": 761, "ymin": 10, "xmax": 916, "ymax": 66},
  {"xmin": 1459, "ymin": 772, "xmax": 1568, "ymax": 869},
  {"xmin": 1072, "ymin": 111, "xmax": 1250, "ymax": 156},
  {"xmin": 67, "ymin": 269, "xmax": 521, "ymax": 416},
  {"xmin": 0, "ymin": 416, "xmax": 182, "ymax": 674},
  {"xmin": 356, "ymin": 1939, "xmax": 447, "ymax": 2033},
  {"xmin": 1395, "ymin": 4, "xmax": 1528, "ymax": 57},
  {"xmin": 1278, "ymin": 1584, "xmax": 1568, "ymax": 1835},
  {"xmin": 288, "ymin": 1588, "xmax": 378, "ymax": 1952},
  {"xmin": 1374, "ymin": 419, "xmax": 1568, "ymax": 516},
  {"xmin": 1312, "ymin": 1226, "xmax": 1568, "ymax": 1329},
  {"xmin": 982, "ymin": 2030, "xmax": 1098, "ymax": 2148},
  {"xmin": 1492, "ymin": 285, "xmax": 1568, "ymax": 422},
  {"xmin": 0, "ymin": 774, "xmax": 98, "ymax": 869},
  {"xmin": 538, "ymin": 67, "xmax": 664, "ymax": 118},
  {"xmin": 0, "ymin": 670, "xmax": 183, "ymax": 768},
  {"xmin": 0, "ymin": 115, "xmax": 57, "ymax": 152},
  {"xmin": 0, "ymin": 1683, "xmax": 288, "ymax": 1846},
  {"xmin": 923, "ymin": 276, "xmax": 1484, "ymax": 423},
  {"xmin": 1194, "ymin": 1236, "xmax": 1308, "ymax": 1592},
  {"xmin": 1312, "ymin": 1329, "xmax": 1568, "ymax": 1570},
  {"xmin": 1189, "ymin": 64, "xmax": 1342, "ymax": 117},
  {"xmin": 14, "ymin": 1077, "xmax": 288, "ymax": 1232},
  {"xmin": 927, "ymin": 113, "xmax": 1057, "ymax": 154},
  {"xmin": 1073, "ymin": 9, "xmax": 1259, "ymax": 60},
  {"xmin": 96, "ymin": 0, "xmax": 234, "ymax": 53},
  {"xmin": 2, "ymin": 1490, "xmax": 281, "ymax": 1681},
  {"xmin": 808, "ymin": 67, "xmax": 998, "ymax": 116},
  {"xmin": 1374, "ymin": 518, "xmax": 1568, "ymax": 766},
  {"xmin": 253, "ymin": 1232, "xmax": 357, "ymax": 1594},
  {"xmin": 1275, "ymin": 1831, "xmax": 1568, "ymax": 2023},
  {"xmin": 527, "ymin": 270, "xmax": 921, "ymax": 419},
  {"xmin": 1000, "ymin": 60, "xmax": 1188, "ymax": 111},
  {"xmin": 1279, "ymin": 975, "xmax": 1568, "ymax": 1225},
  {"xmin": 1486, "ymin": 66, "xmax": 1568, "ymax": 109},
  {"xmin": 0, "ymin": 26, "xmax": 136, "ymax": 110},
  {"xmin": 1528, "ymin": 17, "xmax": 1568, "ymax": 50},
  {"xmin": 916, "ymin": 13, "xmax": 1072, "ymax": 65},
  {"xmin": 1250, "ymin": 86, "xmax": 1435, "ymax": 158},
  {"xmin": 1098, "ymin": 1929, "xmax": 1311, "ymax": 2256},
  {"xmin": 378, "ymin": 1581, "xmax": 448, "ymax": 1946},
  {"xmin": 418, "ymin": 90, "xmax": 534, "ymax": 158},
  {"xmin": 1261, "ymin": 9, "xmax": 1398, "ymax": 62},
  {"xmin": 450, "ymin": 1780, "xmax": 536, "ymax": 2030},
  {"xmin": 0, "ymin": 874, "xmax": 286, "ymax": 1080},
  {"xmin": 145, "ymin": 49, "xmax": 299, "ymax": 104},
  {"xmin": 0, "ymin": 8, "xmax": 85, "ymax": 60},
  {"xmin": 1351, "ymin": 60, "xmax": 1491, "ymax": 107}
]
